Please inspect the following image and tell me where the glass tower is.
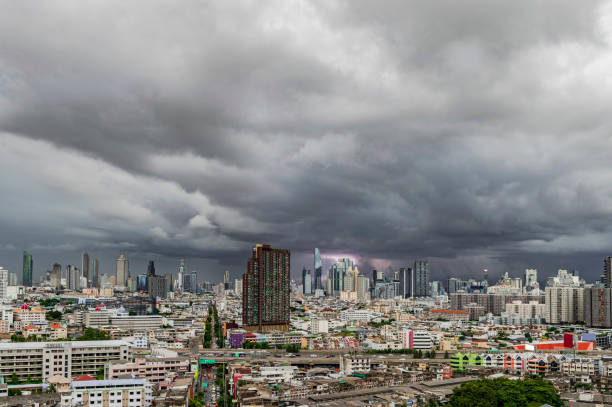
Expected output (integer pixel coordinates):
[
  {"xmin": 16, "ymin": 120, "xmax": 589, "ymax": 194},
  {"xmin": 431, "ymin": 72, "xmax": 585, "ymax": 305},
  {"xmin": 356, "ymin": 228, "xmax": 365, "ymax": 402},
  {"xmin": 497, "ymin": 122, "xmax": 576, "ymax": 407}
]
[{"xmin": 22, "ymin": 251, "xmax": 33, "ymax": 287}]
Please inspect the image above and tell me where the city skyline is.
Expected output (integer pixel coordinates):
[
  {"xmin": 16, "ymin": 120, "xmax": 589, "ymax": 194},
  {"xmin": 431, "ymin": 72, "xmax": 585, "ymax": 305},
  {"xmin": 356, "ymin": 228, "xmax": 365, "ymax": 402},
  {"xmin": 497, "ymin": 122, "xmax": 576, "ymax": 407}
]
[{"xmin": 3, "ymin": 1, "xmax": 612, "ymax": 283}]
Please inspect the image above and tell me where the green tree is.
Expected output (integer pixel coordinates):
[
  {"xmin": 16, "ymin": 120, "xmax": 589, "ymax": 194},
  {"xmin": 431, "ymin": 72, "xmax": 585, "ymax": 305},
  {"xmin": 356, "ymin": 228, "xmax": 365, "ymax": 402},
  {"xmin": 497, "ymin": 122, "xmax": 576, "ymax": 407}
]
[
  {"xmin": 45, "ymin": 310, "xmax": 63, "ymax": 321},
  {"xmin": 10, "ymin": 372, "xmax": 19, "ymax": 385}
]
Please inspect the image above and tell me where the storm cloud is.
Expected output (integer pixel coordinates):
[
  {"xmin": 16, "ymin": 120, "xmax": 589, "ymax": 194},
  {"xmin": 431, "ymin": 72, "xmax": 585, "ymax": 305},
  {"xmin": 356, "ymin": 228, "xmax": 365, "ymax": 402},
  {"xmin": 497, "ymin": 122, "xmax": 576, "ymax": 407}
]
[{"xmin": 2, "ymin": 0, "xmax": 612, "ymax": 282}]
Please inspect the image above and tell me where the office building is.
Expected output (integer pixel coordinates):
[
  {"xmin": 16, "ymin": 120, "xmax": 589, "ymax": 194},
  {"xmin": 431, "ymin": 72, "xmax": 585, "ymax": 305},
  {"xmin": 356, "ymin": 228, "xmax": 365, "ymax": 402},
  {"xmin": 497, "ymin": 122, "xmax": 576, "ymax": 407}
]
[
  {"xmin": 50, "ymin": 263, "xmax": 62, "ymax": 289},
  {"xmin": 92, "ymin": 258, "xmax": 100, "ymax": 288},
  {"xmin": 224, "ymin": 269, "xmax": 231, "ymax": 289},
  {"xmin": 146, "ymin": 260, "xmax": 155, "ymax": 277},
  {"xmin": 22, "ymin": 251, "xmax": 33, "ymax": 287},
  {"xmin": 116, "ymin": 254, "xmax": 129, "ymax": 288},
  {"xmin": 314, "ymin": 248, "xmax": 323, "ymax": 291},
  {"xmin": 147, "ymin": 275, "xmax": 168, "ymax": 299},
  {"xmin": 302, "ymin": 267, "xmax": 312, "ymax": 295},
  {"xmin": 81, "ymin": 251, "xmax": 90, "ymax": 287},
  {"xmin": 8, "ymin": 272, "xmax": 17, "ymax": 286},
  {"xmin": 189, "ymin": 271, "xmax": 197, "ymax": 293},
  {"xmin": 242, "ymin": 244, "xmax": 290, "ymax": 332},
  {"xmin": 134, "ymin": 274, "xmax": 146, "ymax": 292},
  {"xmin": 413, "ymin": 260, "xmax": 430, "ymax": 297},
  {"xmin": 328, "ymin": 258, "xmax": 353, "ymax": 296},
  {"xmin": 398, "ymin": 267, "xmax": 413, "ymax": 298},
  {"xmin": 356, "ymin": 274, "xmax": 370, "ymax": 300}
]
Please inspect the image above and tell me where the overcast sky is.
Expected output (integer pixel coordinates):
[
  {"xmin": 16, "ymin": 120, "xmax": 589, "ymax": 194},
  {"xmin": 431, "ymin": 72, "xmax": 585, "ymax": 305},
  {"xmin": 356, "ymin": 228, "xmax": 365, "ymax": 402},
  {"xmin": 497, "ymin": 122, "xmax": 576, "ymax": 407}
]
[{"xmin": 2, "ymin": 0, "xmax": 612, "ymax": 284}]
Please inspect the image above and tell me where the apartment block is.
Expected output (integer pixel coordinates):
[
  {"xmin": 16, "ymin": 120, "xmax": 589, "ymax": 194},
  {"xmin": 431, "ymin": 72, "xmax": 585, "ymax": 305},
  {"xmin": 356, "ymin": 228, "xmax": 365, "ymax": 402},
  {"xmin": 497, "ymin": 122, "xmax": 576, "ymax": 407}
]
[{"xmin": 0, "ymin": 340, "xmax": 131, "ymax": 383}]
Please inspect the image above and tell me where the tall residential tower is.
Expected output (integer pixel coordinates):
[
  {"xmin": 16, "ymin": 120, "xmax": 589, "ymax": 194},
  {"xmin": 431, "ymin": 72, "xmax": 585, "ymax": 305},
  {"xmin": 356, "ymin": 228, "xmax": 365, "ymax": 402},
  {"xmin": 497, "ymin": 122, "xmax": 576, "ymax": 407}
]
[{"xmin": 242, "ymin": 244, "xmax": 290, "ymax": 332}]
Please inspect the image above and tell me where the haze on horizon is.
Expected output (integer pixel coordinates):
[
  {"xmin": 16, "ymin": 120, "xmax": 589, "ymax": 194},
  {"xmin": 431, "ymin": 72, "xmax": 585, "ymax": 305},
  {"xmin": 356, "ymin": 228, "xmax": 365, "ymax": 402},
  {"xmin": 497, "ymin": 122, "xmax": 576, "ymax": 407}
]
[{"xmin": 2, "ymin": 0, "xmax": 612, "ymax": 283}]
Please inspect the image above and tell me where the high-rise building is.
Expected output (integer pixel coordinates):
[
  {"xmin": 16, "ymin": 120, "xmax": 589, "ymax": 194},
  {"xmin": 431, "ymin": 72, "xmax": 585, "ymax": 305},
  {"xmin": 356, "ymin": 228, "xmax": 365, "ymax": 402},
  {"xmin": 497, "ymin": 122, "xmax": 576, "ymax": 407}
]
[
  {"xmin": 413, "ymin": 260, "xmax": 430, "ymax": 297},
  {"xmin": 146, "ymin": 261, "xmax": 156, "ymax": 277},
  {"xmin": 81, "ymin": 251, "xmax": 90, "ymax": 287},
  {"xmin": 92, "ymin": 258, "xmax": 100, "ymax": 288},
  {"xmin": 22, "ymin": 251, "xmax": 33, "ymax": 287},
  {"xmin": 116, "ymin": 254, "xmax": 129, "ymax": 288},
  {"xmin": 328, "ymin": 258, "xmax": 353, "ymax": 296},
  {"xmin": 224, "ymin": 270, "xmax": 231, "ymax": 289},
  {"xmin": 8, "ymin": 272, "xmax": 17, "ymax": 286},
  {"xmin": 50, "ymin": 263, "xmax": 62, "ymax": 289},
  {"xmin": 234, "ymin": 278, "xmax": 243, "ymax": 297},
  {"xmin": 183, "ymin": 271, "xmax": 197, "ymax": 294},
  {"xmin": 0, "ymin": 267, "xmax": 8, "ymax": 301},
  {"xmin": 584, "ymin": 287, "xmax": 612, "ymax": 328},
  {"xmin": 603, "ymin": 257, "xmax": 612, "ymax": 288},
  {"xmin": 242, "ymin": 244, "xmax": 290, "ymax": 332},
  {"xmin": 399, "ymin": 267, "xmax": 413, "ymax": 298},
  {"xmin": 137, "ymin": 274, "xmax": 148, "ymax": 292},
  {"xmin": 356, "ymin": 274, "xmax": 370, "ymax": 300},
  {"xmin": 147, "ymin": 275, "xmax": 168, "ymax": 299},
  {"xmin": 176, "ymin": 259, "xmax": 185, "ymax": 291},
  {"xmin": 545, "ymin": 270, "xmax": 584, "ymax": 324},
  {"xmin": 302, "ymin": 267, "xmax": 312, "ymax": 295},
  {"xmin": 314, "ymin": 248, "xmax": 323, "ymax": 291},
  {"xmin": 67, "ymin": 265, "xmax": 82, "ymax": 291}
]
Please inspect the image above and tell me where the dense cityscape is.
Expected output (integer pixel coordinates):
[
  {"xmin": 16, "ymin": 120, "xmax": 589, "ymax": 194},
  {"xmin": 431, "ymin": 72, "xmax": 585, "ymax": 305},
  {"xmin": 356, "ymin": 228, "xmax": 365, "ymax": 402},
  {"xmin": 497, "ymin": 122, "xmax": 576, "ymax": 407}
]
[
  {"xmin": 4, "ymin": 1, "xmax": 612, "ymax": 406},
  {"xmin": 0, "ymin": 245, "xmax": 611, "ymax": 406}
]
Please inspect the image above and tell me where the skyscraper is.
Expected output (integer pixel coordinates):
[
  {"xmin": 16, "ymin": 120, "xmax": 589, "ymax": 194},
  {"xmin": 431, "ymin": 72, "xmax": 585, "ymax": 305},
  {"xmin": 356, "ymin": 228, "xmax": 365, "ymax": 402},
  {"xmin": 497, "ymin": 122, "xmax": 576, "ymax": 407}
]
[
  {"xmin": 116, "ymin": 254, "xmax": 129, "ymax": 288},
  {"xmin": 413, "ymin": 260, "xmax": 430, "ymax": 297},
  {"xmin": 177, "ymin": 259, "xmax": 185, "ymax": 291},
  {"xmin": 224, "ymin": 270, "xmax": 231, "ymax": 289},
  {"xmin": 189, "ymin": 271, "xmax": 197, "ymax": 293},
  {"xmin": 22, "ymin": 251, "xmax": 33, "ymax": 287},
  {"xmin": 398, "ymin": 267, "xmax": 413, "ymax": 298},
  {"xmin": 0, "ymin": 267, "xmax": 8, "ymax": 301},
  {"xmin": 81, "ymin": 251, "xmax": 90, "ymax": 287},
  {"xmin": 302, "ymin": 267, "xmax": 312, "ymax": 295},
  {"xmin": 314, "ymin": 248, "xmax": 323, "ymax": 291},
  {"xmin": 329, "ymin": 258, "xmax": 353, "ymax": 296},
  {"xmin": 604, "ymin": 257, "xmax": 612, "ymax": 288},
  {"xmin": 242, "ymin": 244, "xmax": 290, "ymax": 332},
  {"xmin": 147, "ymin": 260, "xmax": 156, "ymax": 276},
  {"xmin": 92, "ymin": 258, "xmax": 100, "ymax": 288},
  {"xmin": 50, "ymin": 263, "xmax": 62, "ymax": 289}
]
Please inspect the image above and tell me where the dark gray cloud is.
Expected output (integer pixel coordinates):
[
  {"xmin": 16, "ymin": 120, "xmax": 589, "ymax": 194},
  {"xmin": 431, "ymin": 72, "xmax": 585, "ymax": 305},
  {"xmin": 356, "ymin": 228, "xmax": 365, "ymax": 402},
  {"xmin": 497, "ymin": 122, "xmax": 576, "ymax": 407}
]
[{"xmin": 1, "ymin": 0, "xmax": 612, "ymax": 283}]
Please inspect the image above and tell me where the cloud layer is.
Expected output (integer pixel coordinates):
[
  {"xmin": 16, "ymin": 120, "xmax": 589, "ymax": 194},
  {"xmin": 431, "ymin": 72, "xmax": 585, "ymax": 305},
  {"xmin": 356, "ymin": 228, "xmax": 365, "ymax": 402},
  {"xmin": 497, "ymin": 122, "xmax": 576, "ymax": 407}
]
[{"xmin": 2, "ymin": 0, "xmax": 612, "ymax": 282}]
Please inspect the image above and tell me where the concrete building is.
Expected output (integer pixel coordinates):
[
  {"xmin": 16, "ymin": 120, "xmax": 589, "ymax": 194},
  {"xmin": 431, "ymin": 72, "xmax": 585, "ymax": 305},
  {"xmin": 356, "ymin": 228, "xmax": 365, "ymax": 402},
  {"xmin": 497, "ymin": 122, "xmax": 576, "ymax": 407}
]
[
  {"xmin": 0, "ymin": 340, "xmax": 131, "ymax": 383},
  {"xmin": 339, "ymin": 355, "xmax": 370, "ymax": 375},
  {"xmin": 584, "ymin": 287, "xmax": 612, "ymax": 328},
  {"xmin": 0, "ymin": 267, "xmax": 7, "ymax": 302},
  {"xmin": 70, "ymin": 379, "xmax": 153, "ymax": 407},
  {"xmin": 107, "ymin": 357, "xmax": 189, "ymax": 384},
  {"xmin": 116, "ymin": 254, "xmax": 129, "ymax": 288},
  {"xmin": 310, "ymin": 319, "xmax": 329, "ymax": 334},
  {"xmin": 110, "ymin": 315, "xmax": 164, "ymax": 330},
  {"xmin": 84, "ymin": 309, "xmax": 111, "ymax": 328},
  {"xmin": 545, "ymin": 286, "xmax": 584, "ymax": 324},
  {"xmin": 505, "ymin": 300, "xmax": 546, "ymax": 323}
]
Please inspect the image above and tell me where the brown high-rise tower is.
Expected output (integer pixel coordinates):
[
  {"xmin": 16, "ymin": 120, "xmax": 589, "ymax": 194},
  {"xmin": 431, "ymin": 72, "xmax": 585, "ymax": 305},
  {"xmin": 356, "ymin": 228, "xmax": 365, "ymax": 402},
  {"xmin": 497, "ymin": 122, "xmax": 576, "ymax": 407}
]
[{"xmin": 242, "ymin": 244, "xmax": 290, "ymax": 332}]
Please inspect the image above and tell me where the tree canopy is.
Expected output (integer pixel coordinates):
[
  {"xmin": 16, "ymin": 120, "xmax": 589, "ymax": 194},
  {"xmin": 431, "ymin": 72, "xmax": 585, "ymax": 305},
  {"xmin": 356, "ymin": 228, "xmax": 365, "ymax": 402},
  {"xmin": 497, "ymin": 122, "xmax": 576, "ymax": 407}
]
[{"xmin": 449, "ymin": 377, "xmax": 562, "ymax": 407}]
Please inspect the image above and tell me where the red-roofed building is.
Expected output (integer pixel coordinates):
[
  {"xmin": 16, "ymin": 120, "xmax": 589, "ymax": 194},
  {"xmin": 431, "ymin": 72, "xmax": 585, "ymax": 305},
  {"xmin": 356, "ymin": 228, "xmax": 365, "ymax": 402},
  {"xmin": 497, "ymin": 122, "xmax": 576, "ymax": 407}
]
[
  {"xmin": 73, "ymin": 375, "xmax": 96, "ymax": 381},
  {"xmin": 513, "ymin": 341, "xmax": 594, "ymax": 351}
]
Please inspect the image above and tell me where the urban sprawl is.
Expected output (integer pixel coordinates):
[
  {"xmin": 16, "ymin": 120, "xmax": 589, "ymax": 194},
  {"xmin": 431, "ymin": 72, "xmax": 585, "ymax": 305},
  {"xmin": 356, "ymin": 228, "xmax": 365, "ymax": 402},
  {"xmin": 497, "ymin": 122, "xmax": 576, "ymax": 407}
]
[{"xmin": 2, "ymin": 245, "xmax": 612, "ymax": 406}]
